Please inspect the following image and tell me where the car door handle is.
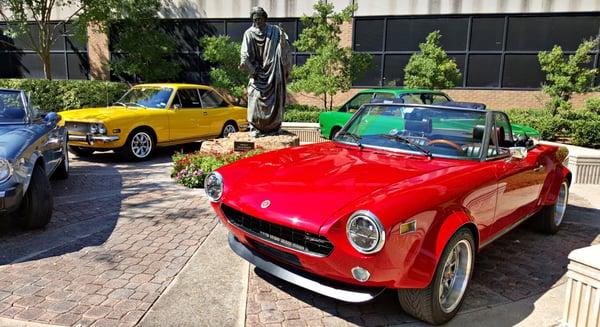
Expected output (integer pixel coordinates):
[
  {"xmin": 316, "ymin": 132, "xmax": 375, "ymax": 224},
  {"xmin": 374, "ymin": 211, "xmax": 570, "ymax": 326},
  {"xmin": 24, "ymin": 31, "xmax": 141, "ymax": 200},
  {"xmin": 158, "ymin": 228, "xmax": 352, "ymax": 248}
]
[{"xmin": 533, "ymin": 164, "xmax": 544, "ymax": 172}]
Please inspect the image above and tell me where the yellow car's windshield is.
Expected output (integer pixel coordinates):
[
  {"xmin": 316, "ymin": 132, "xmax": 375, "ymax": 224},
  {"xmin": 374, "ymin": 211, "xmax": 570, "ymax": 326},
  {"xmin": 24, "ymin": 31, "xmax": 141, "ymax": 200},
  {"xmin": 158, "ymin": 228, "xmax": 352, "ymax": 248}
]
[{"xmin": 115, "ymin": 87, "xmax": 173, "ymax": 109}]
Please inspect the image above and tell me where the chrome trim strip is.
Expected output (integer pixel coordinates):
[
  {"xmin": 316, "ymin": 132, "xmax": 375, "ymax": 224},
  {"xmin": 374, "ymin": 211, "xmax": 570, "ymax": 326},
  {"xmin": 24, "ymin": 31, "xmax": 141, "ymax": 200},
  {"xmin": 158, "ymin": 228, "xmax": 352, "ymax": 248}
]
[
  {"xmin": 69, "ymin": 135, "xmax": 120, "ymax": 142},
  {"xmin": 228, "ymin": 233, "xmax": 385, "ymax": 303}
]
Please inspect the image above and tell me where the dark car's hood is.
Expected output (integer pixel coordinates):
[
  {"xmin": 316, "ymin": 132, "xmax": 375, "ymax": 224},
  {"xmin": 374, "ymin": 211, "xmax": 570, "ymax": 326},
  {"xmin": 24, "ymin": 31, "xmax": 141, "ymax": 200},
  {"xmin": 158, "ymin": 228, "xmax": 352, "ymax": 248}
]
[
  {"xmin": 219, "ymin": 142, "xmax": 464, "ymax": 233},
  {"xmin": 0, "ymin": 124, "xmax": 39, "ymax": 159}
]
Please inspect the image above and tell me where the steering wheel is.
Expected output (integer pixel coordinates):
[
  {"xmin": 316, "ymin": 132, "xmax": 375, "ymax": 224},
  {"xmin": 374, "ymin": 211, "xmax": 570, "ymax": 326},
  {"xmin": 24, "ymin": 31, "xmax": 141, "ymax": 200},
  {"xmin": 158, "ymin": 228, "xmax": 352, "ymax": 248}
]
[{"xmin": 427, "ymin": 139, "xmax": 465, "ymax": 154}]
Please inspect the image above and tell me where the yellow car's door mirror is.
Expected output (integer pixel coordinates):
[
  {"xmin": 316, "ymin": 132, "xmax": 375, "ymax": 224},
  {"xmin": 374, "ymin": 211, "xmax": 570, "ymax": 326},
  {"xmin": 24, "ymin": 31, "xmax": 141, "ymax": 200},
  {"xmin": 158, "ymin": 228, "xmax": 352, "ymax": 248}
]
[{"xmin": 172, "ymin": 104, "xmax": 181, "ymax": 111}]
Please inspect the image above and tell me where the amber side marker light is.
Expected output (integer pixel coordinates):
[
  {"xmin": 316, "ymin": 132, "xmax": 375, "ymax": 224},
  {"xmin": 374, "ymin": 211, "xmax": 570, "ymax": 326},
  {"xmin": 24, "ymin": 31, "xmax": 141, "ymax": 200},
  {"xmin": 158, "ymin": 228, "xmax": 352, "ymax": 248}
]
[{"xmin": 399, "ymin": 221, "xmax": 416, "ymax": 235}]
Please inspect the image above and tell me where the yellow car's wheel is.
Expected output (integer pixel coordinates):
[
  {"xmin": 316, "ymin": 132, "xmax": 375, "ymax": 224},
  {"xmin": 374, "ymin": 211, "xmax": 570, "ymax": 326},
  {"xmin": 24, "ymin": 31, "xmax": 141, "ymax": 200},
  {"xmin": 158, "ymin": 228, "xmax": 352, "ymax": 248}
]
[{"xmin": 123, "ymin": 128, "xmax": 155, "ymax": 161}]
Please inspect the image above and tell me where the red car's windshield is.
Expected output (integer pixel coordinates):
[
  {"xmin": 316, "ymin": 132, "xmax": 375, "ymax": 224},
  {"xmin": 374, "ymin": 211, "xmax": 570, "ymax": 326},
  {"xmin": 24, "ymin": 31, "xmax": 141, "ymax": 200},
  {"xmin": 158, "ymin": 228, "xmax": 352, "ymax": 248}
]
[{"xmin": 335, "ymin": 105, "xmax": 493, "ymax": 160}]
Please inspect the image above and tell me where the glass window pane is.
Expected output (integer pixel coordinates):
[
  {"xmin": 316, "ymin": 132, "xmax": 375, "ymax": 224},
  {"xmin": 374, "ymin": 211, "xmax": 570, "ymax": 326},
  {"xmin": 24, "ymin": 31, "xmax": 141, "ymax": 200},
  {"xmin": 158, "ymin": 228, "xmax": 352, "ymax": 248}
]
[
  {"xmin": 502, "ymin": 55, "xmax": 544, "ymax": 88},
  {"xmin": 354, "ymin": 19, "xmax": 384, "ymax": 51},
  {"xmin": 296, "ymin": 54, "xmax": 309, "ymax": 66},
  {"xmin": 353, "ymin": 54, "xmax": 381, "ymax": 87},
  {"xmin": 160, "ymin": 20, "xmax": 198, "ymax": 52},
  {"xmin": 383, "ymin": 54, "xmax": 411, "ymax": 87},
  {"xmin": 346, "ymin": 93, "xmax": 373, "ymax": 112},
  {"xmin": 0, "ymin": 53, "xmax": 22, "ymax": 78},
  {"xmin": 199, "ymin": 89, "xmax": 226, "ymax": 108},
  {"xmin": 199, "ymin": 21, "xmax": 225, "ymax": 36},
  {"xmin": 65, "ymin": 23, "xmax": 87, "ymax": 51},
  {"xmin": 386, "ymin": 18, "xmax": 468, "ymax": 51},
  {"xmin": 470, "ymin": 17, "xmax": 504, "ymax": 51},
  {"xmin": 177, "ymin": 89, "xmax": 201, "ymax": 108},
  {"xmin": 19, "ymin": 53, "xmax": 66, "ymax": 79},
  {"xmin": 269, "ymin": 20, "xmax": 297, "ymax": 43},
  {"xmin": 449, "ymin": 54, "xmax": 466, "ymax": 86},
  {"xmin": 226, "ymin": 21, "xmax": 251, "ymax": 43},
  {"xmin": 67, "ymin": 53, "xmax": 89, "ymax": 79},
  {"xmin": 507, "ymin": 16, "xmax": 600, "ymax": 51},
  {"xmin": 467, "ymin": 55, "xmax": 501, "ymax": 87},
  {"xmin": 175, "ymin": 54, "xmax": 205, "ymax": 84},
  {"xmin": 373, "ymin": 92, "xmax": 395, "ymax": 100}
]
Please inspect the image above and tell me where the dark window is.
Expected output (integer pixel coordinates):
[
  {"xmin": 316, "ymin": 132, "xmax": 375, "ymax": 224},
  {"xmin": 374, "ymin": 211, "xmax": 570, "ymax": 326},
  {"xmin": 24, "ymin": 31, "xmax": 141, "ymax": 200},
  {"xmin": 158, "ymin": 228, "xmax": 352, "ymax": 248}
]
[
  {"xmin": 373, "ymin": 92, "xmax": 395, "ymax": 100},
  {"xmin": 226, "ymin": 21, "xmax": 251, "ymax": 43},
  {"xmin": 449, "ymin": 54, "xmax": 466, "ymax": 84},
  {"xmin": 199, "ymin": 89, "xmax": 227, "ymax": 108},
  {"xmin": 354, "ymin": 19, "xmax": 384, "ymax": 51},
  {"xmin": 386, "ymin": 18, "xmax": 469, "ymax": 51},
  {"xmin": 67, "ymin": 53, "xmax": 89, "ymax": 80},
  {"xmin": 269, "ymin": 20, "xmax": 297, "ymax": 43},
  {"xmin": 467, "ymin": 55, "xmax": 501, "ymax": 87},
  {"xmin": 174, "ymin": 54, "xmax": 205, "ymax": 84},
  {"xmin": 470, "ymin": 18, "xmax": 504, "ymax": 51},
  {"xmin": 176, "ymin": 89, "xmax": 201, "ymax": 108},
  {"xmin": 383, "ymin": 54, "xmax": 411, "ymax": 87},
  {"xmin": 507, "ymin": 16, "xmax": 600, "ymax": 51},
  {"xmin": 296, "ymin": 54, "xmax": 309, "ymax": 66},
  {"xmin": 160, "ymin": 20, "xmax": 198, "ymax": 52},
  {"xmin": 199, "ymin": 21, "xmax": 224, "ymax": 37},
  {"xmin": 502, "ymin": 55, "xmax": 544, "ymax": 88},
  {"xmin": 354, "ymin": 54, "xmax": 381, "ymax": 86}
]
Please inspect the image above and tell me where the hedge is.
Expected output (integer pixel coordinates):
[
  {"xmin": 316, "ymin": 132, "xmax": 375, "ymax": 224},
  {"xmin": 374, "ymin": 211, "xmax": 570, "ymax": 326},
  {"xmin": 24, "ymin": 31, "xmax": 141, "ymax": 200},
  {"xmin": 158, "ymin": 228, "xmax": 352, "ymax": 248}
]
[{"xmin": 0, "ymin": 79, "xmax": 128, "ymax": 113}]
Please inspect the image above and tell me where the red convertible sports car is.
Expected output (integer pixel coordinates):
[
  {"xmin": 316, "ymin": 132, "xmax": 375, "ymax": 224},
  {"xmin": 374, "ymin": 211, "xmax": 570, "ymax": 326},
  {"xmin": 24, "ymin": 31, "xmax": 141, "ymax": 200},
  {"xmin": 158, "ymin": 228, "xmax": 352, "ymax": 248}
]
[{"xmin": 206, "ymin": 103, "xmax": 570, "ymax": 325}]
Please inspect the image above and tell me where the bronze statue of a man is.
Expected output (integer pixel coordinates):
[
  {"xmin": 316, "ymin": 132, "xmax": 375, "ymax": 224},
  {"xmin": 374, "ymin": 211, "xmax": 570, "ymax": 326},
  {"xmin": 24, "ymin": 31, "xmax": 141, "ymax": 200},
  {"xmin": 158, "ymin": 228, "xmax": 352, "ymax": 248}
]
[{"xmin": 240, "ymin": 6, "xmax": 293, "ymax": 135}]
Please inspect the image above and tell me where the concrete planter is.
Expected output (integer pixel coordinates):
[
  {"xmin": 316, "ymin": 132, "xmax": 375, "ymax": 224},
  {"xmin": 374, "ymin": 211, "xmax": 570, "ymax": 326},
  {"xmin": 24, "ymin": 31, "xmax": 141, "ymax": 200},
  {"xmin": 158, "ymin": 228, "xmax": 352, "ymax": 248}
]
[{"xmin": 562, "ymin": 245, "xmax": 600, "ymax": 327}]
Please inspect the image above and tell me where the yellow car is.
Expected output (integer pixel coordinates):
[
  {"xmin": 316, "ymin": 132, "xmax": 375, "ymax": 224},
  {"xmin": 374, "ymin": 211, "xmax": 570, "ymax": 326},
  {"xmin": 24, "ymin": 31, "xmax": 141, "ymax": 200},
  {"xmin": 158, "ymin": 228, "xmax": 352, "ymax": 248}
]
[{"xmin": 59, "ymin": 83, "xmax": 248, "ymax": 160}]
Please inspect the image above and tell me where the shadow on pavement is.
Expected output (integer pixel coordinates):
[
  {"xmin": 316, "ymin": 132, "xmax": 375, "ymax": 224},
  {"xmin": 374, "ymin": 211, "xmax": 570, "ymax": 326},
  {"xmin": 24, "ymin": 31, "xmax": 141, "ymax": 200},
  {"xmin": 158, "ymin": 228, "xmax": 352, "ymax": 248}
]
[{"xmin": 252, "ymin": 200, "xmax": 600, "ymax": 326}]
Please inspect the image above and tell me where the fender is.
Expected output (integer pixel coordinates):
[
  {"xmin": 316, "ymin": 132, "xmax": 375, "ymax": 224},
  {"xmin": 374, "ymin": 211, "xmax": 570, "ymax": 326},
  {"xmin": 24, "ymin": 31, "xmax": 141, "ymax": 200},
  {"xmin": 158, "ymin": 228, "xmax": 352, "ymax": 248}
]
[
  {"xmin": 20, "ymin": 150, "xmax": 43, "ymax": 194},
  {"xmin": 399, "ymin": 210, "xmax": 477, "ymax": 288},
  {"xmin": 540, "ymin": 164, "xmax": 571, "ymax": 206}
]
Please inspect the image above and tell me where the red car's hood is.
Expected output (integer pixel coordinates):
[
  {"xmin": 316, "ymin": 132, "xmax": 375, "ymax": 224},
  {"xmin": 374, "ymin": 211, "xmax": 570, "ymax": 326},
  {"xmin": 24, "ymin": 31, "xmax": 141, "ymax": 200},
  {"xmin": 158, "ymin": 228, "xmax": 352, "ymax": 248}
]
[{"xmin": 219, "ymin": 142, "xmax": 460, "ymax": 234}]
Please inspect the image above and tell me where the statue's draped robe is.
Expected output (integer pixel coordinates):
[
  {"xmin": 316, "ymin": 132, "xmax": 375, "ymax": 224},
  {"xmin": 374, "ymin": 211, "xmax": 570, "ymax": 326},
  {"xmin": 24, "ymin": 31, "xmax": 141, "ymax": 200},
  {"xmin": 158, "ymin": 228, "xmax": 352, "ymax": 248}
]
[{"xmin": 240, "ymin": 24, "xmax": 292, "ymax": 133}]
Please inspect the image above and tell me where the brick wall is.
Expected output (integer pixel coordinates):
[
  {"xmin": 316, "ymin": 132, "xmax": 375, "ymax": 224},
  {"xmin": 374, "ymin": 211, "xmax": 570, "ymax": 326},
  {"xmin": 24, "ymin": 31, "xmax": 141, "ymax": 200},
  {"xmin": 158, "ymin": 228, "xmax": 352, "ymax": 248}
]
[{"xmin": 87, "ymin": 25, "xmax": 110, "ymax": 80}]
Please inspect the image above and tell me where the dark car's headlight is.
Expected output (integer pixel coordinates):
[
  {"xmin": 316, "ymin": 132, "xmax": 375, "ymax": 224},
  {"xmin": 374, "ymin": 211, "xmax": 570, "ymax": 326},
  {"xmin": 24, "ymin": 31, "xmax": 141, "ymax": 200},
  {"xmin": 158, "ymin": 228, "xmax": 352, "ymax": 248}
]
[
  {"xmin": 204, "ymin": 172, "xmax": 223, "ymax": 202},
  {"xmin": 346, "ymin": 210, "xmax": 385, "ymax": 254},
  {"xmin": 0, "ymin": 159, "xmax": 13, "ymax": 183}
]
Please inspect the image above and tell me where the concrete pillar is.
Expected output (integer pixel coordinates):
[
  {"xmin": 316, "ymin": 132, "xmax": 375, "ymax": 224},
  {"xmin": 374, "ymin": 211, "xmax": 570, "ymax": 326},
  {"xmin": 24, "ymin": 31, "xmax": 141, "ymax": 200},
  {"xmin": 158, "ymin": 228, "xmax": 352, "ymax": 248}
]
[{"xmin": 87, "ymin": 24, "xmax": 110, "ymax": 80}]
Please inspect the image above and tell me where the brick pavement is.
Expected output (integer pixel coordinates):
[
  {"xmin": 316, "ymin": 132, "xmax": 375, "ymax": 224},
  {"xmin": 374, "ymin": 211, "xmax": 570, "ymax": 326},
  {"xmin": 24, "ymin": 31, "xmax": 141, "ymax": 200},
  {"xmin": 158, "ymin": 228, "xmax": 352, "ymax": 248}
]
[
  {"xmin": 244, "ymin": 192, "xmax": 600, "ymax": 327},
  {"xmin": 0, "ymin": 150, "xmax": 216, "ymax": 327}
]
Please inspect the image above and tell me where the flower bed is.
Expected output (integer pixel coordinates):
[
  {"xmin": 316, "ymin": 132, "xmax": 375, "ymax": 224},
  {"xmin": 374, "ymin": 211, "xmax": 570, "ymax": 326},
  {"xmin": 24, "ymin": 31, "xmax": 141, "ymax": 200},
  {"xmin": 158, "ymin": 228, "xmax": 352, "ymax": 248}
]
[{"xmin": 172, "ymin": 149, "xmax": 264, "ymax": 188}]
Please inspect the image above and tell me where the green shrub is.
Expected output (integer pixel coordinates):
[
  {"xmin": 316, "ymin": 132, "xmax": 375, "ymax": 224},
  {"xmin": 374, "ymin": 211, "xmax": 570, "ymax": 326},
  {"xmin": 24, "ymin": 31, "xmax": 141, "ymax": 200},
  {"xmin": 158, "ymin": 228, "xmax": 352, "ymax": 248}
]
[
  {"xmin": 585, "ymin": 97, "xmax": 600, "ymax": 115},
  {"xmin": 171, "ymin": 150, "xmax": 264, "ymax": 188},
  {"xmin": 505, "ymin": 108, "xmax": 566, "ymax": 141},
  {"xmin": 284, "ymin": 110, "xmax": 320, "ymax": 123},
  {"xmin": 285, "ymin": 104, "xmax": 324, "ymax": 112},
  {"xmin": 0, "ymin": 79, "xmax": 128, "ymax": 113}
]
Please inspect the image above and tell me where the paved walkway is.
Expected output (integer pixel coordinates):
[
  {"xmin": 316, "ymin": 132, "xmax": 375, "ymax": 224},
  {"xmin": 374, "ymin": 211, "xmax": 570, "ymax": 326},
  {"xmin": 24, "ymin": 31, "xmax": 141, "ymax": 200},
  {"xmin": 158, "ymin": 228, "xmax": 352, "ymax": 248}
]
[{"xmin": 0, "ymin": 149, "xmax": 598, "ymax": 327}]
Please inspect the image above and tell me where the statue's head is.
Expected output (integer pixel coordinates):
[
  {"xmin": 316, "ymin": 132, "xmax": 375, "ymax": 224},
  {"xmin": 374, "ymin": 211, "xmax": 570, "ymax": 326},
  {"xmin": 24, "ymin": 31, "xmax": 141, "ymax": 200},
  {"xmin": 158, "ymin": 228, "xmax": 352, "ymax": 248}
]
[{"xmin": 250, "ymin": 6, "xmax": 268, "ymax": 29}]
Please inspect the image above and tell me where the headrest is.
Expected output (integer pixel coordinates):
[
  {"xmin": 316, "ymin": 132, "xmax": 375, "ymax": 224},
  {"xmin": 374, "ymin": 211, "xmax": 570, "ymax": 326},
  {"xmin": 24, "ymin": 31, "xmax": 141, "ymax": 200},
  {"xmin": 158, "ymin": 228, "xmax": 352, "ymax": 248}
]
[
  {"xmin": 473, "ymin": 125, "xmax": 485, "ymax": 141},
  {"xmin": 405, "ymin": 119, "xmax": 432, "ymax": 134}
]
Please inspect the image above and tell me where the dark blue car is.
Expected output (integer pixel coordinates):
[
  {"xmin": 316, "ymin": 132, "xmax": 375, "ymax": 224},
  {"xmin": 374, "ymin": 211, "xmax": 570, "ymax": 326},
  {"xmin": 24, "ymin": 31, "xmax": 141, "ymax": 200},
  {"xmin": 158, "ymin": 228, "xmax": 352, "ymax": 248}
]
[{"xmin": 0, "ymin": 88, "xmax": 68, "ymax": 229}]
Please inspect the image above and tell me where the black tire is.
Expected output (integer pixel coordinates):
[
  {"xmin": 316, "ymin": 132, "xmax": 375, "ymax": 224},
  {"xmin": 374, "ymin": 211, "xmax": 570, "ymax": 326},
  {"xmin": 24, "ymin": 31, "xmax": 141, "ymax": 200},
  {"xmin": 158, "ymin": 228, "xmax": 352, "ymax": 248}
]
[
  {"xmin": 17, "ymin": 165, "xmax": 53, "ymax": 229},
  {"xmin": 330, "ymin": 126, "xmax": 341, "ymax": 140},
  {"xmin": 69, "ymin": 146, "xmax": 94, "ymax": 157},
  {"xmin": 532, "ymin": 180, "xmax": 569, "ymax": 234},
  {"xmin": 221, "ymin": 122, "xmax": 238, "ymax": 138},
  {"xmin": 122, "ymin": 128, "xmax": 155, "ymax": 161},
  {"xmin": 398, "ymin": 228, "xmax": 475, "ymax": 325},
  {"xmin": 52, "ymin": 139, "xmax": 69, "ymax": 180}
]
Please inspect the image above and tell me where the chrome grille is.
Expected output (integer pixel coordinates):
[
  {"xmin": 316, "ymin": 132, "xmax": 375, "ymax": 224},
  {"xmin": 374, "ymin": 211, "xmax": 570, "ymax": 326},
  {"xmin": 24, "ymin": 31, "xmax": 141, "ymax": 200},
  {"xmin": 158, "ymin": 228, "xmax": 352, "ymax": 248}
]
[
  {"xmin": 221, "ymin": 204, "xmax": 334, "ymax": 257},
  {"xmin": 65, "ymin": 122, "xmax": 90, "ymax": 134}
]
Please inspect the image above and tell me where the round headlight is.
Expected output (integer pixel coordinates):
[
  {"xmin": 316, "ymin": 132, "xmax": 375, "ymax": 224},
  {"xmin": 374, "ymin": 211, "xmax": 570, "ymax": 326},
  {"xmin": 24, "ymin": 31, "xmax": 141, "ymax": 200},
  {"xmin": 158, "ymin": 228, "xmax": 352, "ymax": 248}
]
[
  {"xmin": 97, "ymin": 124, "xmax": 107, "ymax": 134},
  {"xmin": 346, "ymin": 210, "xmax": 385, "ymax": 254},
  {"xmin": 90, "ymin": 123, "xmax": 98, "ymax": 134},
  {"xmin": 204, "ymin": 172, "xmax": 223, "ymax": 202},
  {"xmin": 0, "ymin": 159, "xmax": 13, "ymax": 183}
]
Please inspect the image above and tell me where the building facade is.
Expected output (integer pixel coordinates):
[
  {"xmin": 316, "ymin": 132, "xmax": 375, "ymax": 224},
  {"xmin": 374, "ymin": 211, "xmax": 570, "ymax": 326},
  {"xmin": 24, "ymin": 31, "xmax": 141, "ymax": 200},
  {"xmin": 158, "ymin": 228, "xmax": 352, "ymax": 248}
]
[{"xmin": 2, "ymin": 0, "xmax": 600, "ymax": 108}]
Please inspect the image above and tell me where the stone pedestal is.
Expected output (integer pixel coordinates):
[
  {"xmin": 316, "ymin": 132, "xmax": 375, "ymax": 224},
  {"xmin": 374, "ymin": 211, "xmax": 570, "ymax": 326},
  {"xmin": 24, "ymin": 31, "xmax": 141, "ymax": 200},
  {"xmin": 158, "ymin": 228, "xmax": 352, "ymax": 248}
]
[
  {"xmin": 562, "ymin": 245, "xmax": 600, "ymax": 327},
  {"xmin": 200, "ymin": 131, "xmax": 300, "ymax": 155}
]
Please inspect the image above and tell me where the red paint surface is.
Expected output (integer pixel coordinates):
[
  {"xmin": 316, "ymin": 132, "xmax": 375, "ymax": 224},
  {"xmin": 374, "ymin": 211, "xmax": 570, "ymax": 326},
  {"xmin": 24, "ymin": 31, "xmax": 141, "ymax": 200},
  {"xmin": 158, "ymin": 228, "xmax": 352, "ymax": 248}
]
[{"xmin": 211, "ymin": 141, "xmax": 569, "ymax": 289}]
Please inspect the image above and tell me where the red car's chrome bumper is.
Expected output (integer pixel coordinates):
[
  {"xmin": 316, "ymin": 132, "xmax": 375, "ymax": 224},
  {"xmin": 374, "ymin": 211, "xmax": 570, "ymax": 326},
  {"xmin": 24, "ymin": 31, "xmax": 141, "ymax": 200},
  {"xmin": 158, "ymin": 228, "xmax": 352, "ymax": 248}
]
[
  {"xmin": 228, "ymin": 233, "xmax": 384, "ymax": 303},
  {"xmin": 212, "ymin": 202, "xmax": 426, "ymax": 290}
]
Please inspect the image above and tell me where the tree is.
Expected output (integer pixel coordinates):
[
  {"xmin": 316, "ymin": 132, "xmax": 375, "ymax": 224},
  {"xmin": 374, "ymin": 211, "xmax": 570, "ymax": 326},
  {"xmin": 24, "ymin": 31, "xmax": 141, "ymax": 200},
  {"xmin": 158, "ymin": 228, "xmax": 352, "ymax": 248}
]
[
  {"xmin": 0, "ymin": 0, "xmax": 178, "ymax": 81},
  {"xmin": 289, "ymin": 1, "xmax": 371, "ymax": 110},
  {"xmin": 538, "ymin": 38, "xmax": 598, "ymax": 116},
  {"xmin": 403, "ymin": 31, "xmax": 461, "ymax": 90},
  {"xmin": 200, "ymin": 35, "xmax": 249, "ymax": 103}
]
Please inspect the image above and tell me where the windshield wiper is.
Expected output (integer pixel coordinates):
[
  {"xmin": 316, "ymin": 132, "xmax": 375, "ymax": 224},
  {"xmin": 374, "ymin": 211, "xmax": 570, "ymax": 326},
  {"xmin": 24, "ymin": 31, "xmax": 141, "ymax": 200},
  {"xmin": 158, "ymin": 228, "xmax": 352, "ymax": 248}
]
[
  {"xmin": 113, "ymin": 101, "xmax": 127, "ymax": 107},
  {"xmin": 336, "ymin": 131, "xmax": 363, "ymax": 148},
  {"xmin": 126, "ymin": 102, "xmax": 146, "ymax": 108},
  {"xmin": 382, "ymin": 134, "xmax": 433, "ymax": 158}
]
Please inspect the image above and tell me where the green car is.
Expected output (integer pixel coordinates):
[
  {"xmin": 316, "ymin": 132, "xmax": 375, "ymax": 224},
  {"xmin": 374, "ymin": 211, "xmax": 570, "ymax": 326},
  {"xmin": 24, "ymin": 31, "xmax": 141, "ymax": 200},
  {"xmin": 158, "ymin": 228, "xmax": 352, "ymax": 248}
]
[{"xmin": 318, "ymin": 88, "xmax": 540, "ymax": 140}]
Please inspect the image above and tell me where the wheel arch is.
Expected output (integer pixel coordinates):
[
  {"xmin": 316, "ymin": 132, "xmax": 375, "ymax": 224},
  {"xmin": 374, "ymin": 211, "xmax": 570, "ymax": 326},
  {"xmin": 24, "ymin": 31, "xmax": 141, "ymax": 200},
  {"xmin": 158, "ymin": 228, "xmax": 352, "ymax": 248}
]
[
  {"xmin": 129, "ymin": 125, "xmax": 157, "ymax": 144},
  {"xmin": 22, "ymin": 151, "xmax": 45, "ymax": 193},
  {"xmin": 224, "ymin": 120, "xmax": 238, "ymax": 129}
]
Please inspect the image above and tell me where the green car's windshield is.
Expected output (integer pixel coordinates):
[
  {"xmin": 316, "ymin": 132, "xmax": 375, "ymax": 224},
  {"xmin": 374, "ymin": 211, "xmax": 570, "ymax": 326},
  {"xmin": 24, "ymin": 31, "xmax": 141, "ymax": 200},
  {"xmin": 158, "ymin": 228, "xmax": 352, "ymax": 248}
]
[
  {"xmin": 334, "ymin": 104, "xmax": 491, "ymax": 160},
  {"xmin": 116, "ymin": 87, "xmax": 173, "ymax": 109},
  {"xmin": 0, "ymin": 90, "xmax": 26, "ymax": 123}
]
